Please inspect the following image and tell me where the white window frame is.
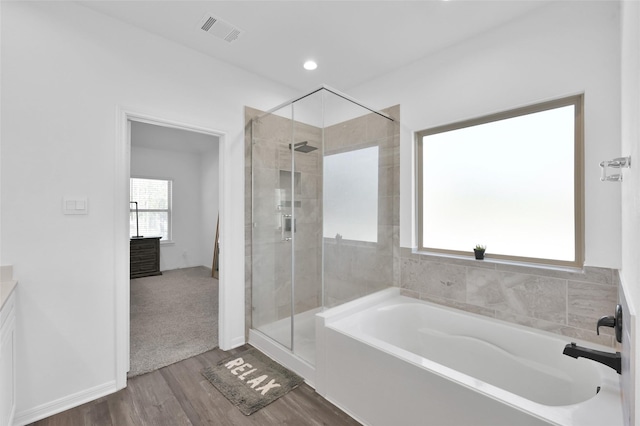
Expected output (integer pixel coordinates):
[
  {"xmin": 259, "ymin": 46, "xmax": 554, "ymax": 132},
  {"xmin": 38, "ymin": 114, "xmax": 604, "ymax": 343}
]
[
  {"xmin": 130, "ymin": 176, "xmax": 173, "ymax": 242},
  {"xmin": 415, "ymin": 95, "xmax": 584, "ymax": 268}
]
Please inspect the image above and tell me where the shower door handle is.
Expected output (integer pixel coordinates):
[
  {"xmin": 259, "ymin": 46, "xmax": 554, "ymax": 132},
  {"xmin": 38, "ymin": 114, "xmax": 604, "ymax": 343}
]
[{"xmin": 281, "ymin": 214, "xmax": 292, "ymax": 241}]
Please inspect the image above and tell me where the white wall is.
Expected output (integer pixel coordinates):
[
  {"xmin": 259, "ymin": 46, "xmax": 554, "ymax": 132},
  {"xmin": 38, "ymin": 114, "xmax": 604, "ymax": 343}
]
[
  {"xmin": 620, "ymin": 1, "xmax": 640, "ymax": 424},
  {"xmin": 621, "ymin": 0, "xmax": 640, "ymax": 330},
  {"xmin": 131, "ymin": 145, "xmax": 216, "ymax": 271},
  {"xmin": 350, "ymin": 1, "xmax": 622, "ymax": 268},
  {"xmin": 0, "ymin": 0, "xmax": 3, "ymax": 270},
  {"xmin": 0, "ymin": 1, "xmax": 296, "ymax": 423}
]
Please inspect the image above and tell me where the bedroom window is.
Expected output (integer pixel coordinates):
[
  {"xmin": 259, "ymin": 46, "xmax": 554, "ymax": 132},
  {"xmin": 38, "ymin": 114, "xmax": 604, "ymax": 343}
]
[
  {"xmin": 130, "ymin": 177, "xmax": 172, "ymax": 241},
  {"xmin": 416, "ymin": 95, "xmax": 584, "ymax": 267}
]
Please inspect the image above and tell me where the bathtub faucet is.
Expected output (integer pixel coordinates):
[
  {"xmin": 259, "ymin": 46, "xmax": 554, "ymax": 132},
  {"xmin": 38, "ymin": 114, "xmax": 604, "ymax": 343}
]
[{"xmin": 563, "ymin": 342, "xmax": 621, "ymax": 374}]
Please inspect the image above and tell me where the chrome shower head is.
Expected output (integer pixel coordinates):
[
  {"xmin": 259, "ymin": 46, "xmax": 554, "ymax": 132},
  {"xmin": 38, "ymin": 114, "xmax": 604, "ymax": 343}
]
[{"xmin": 289, "ymin": 141, "xmax": 318, "ymax": 153}]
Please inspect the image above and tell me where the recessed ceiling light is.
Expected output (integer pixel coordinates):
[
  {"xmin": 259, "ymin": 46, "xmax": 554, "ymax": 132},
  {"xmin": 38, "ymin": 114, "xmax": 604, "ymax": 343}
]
[{"xmin": 303, "ymin": 60, "xmax": 318, "ymax": 71}]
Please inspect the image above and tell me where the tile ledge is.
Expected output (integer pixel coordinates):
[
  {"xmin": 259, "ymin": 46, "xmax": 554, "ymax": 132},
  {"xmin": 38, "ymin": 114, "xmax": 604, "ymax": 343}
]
[{"xmin": 410, "ymin": 249, "xmax": 585, "ymax": 274}]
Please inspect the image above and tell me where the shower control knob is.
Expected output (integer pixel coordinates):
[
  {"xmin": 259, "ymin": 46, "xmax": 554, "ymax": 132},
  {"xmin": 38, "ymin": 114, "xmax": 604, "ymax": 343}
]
[
  {"xmin": 596, "ymin": 316, "xmax": 615, "ymax": 334},
  {"xmin": 596, "ymin": 304, "xmax": 623, "ymax": 344}
]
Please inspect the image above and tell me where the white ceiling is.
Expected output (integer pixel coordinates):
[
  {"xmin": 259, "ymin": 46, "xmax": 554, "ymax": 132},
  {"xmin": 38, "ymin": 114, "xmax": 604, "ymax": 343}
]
[{"xmin": 78, "ymin": 0, "xmax": 552, "ymax": 93}]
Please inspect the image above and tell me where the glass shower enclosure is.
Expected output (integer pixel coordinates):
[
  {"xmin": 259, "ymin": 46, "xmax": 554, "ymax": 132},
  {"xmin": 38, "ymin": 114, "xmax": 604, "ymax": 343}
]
[{"xmin": 250, "ymin": 87, "xmax": 397, "ymax": 368}]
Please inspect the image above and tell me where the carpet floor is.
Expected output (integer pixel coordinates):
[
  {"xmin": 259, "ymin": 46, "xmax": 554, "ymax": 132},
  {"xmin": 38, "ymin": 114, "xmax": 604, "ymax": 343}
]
[{"xmin": 129, "ymin": 266, "xmax": 218, "ymax": 377}]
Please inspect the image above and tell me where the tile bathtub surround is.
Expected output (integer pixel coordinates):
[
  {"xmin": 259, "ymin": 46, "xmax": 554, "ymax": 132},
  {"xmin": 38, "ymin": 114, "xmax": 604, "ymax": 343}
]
[{"xmin": 398, "ymin": 249, "xmax": 618, "ymax": 347}]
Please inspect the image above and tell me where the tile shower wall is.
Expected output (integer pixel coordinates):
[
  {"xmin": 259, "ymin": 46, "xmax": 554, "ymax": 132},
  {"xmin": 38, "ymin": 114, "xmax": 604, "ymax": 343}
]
[
  {"xmin": 244, "ymin": 108, "xmax": 255, "ymax": 339},
  {"xmin": 323, "ymin": 105, "xmax": 400, "ymax": 308},
  {"xmin": 244, "ymin": 104, "xmax": 400, "ymax": 338},
  {"xmin": 398, "ymin": 248, "xmax": 619, "ymax": 347},
  {"xmin": 245, "ymin": 107, "xmax": 323, "ymax": 335}
]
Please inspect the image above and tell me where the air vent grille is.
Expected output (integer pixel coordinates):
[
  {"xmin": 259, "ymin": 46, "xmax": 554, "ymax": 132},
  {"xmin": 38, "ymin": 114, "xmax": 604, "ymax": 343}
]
[
  {"xmin": 198, "ymin": 14, "xmax": 244, "ymax": 43},
  {"xmin": 201, "ymin": 17, "xmax": 216, "ymax": 32}
]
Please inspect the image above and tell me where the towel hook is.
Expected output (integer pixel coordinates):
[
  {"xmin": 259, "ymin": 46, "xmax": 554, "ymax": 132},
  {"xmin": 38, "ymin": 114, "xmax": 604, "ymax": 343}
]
[{"xmin": 600, "ymin": 156, "xmax": 631, "ymax": 182}]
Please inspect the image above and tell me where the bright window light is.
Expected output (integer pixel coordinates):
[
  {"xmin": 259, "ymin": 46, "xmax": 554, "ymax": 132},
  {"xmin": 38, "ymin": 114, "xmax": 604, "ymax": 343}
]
[
  {"xmin": 416, "ymin": 95, "xmax": 583, "ymax": 266},
  {"xmin": 324, "ymin": 146, "xmax": 379, "ymax": 242},
  {"xmin": 130, "ymin": 177, "xmax": 172, "ymax": 241}
]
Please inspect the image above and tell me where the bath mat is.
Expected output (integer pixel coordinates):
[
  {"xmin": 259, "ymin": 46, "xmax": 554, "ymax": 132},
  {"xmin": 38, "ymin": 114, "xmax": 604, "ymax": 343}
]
[{"xmin": 201, "ymin": 347, "xmax": 304, "ymax": 415}]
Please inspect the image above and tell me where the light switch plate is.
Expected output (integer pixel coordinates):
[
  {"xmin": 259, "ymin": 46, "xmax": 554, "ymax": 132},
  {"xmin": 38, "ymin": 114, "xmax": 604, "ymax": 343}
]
[{"xmin": 63, "ymin": 196, "xmax": 88, "ymax": 215}]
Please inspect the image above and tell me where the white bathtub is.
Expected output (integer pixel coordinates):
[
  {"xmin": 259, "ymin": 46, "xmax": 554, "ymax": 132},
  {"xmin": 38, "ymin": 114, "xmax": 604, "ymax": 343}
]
[{"xmin": 315, "ymin": 288, "xmax": 623, "ymax": 426}]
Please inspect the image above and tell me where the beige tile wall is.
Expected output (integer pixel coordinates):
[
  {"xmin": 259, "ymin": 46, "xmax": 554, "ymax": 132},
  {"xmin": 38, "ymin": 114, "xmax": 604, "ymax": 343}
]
[
  {"xmin": 246, "ymin": 101, "xmax": 616, "ymax": 349},
  {"xmin": 398, "ymin": 248, "xmax": 619, "ymax": 347},
  {"xmin": 244, "ymin": 103, "xmax": 400, "ymax": 337},
  {"xmin": 323, "ymin": 105, "xmax": 400, "ymax": 308}
]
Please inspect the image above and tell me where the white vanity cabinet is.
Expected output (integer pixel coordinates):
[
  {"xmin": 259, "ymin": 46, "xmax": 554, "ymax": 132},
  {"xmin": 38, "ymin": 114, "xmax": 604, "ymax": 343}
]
[{"xmin": 0, "ymin": 285, "xmax": 16, "ymax": 426}]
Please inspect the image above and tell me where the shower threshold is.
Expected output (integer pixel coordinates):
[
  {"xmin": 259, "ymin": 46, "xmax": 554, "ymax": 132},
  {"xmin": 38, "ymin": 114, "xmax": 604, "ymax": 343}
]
[{"xmin": 249, "ymin": 307, "xmax": 320, "ymax": 386}]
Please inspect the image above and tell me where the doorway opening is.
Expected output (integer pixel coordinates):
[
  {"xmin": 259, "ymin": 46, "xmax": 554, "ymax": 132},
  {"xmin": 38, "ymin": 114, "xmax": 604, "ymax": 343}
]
[
  {"xmin": 115, "ymin": 110, "xmax": 227, "ymax": 388},
  {"xmin": 128, "ymin": 121, "xmax": 220, "ymax": 376}
]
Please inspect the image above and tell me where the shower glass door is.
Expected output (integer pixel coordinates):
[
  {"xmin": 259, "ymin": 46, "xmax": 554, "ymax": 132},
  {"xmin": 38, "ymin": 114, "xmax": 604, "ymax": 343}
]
[
  {"xmin": 251, "ymin": 104, "xmax": 294, "ymax": 350},
  {"xmin": 250, "ymin": 87, "xmax": 395, "ymax": 368},
  {"xmin": 290, "ymin": 92, "xmax": 323, "ymax": 365},
  {"xmin": 250, "ymin": 91, "xmax": 324, "ymax": 363}
]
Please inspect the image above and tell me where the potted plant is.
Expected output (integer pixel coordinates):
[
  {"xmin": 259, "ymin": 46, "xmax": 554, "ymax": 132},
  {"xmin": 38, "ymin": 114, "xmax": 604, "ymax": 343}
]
[{"xmin": 474, "ymin": 244, "xmax": 486, "ymax": 260}]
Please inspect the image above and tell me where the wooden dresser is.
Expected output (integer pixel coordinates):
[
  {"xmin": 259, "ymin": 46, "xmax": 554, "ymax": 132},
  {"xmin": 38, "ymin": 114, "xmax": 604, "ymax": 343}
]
[{"xmin": 130, "ymin": 237, "xmax": 162, "ymax": 279}]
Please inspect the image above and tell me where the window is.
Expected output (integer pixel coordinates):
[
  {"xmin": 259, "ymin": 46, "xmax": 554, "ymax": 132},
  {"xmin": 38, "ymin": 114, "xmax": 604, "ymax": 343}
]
[
  {"xmin": 416, "ymin": 95, "xmax": 583, "ymax": 267},
  {"xmin": 130, "ymin": 177, "xmax": 172, "ymax": 241},
  {"xmin": 323, "ymin": 146, "xmax": 379, "ymax": 242}
]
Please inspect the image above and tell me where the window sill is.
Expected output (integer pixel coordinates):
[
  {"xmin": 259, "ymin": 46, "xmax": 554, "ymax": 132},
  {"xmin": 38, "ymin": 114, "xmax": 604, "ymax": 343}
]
[
  {"xmin": 160, "ymin": 240, "xmax": 175, "ymax": 246},
  {"xmin": 323, "ymin": 237, "xmax": 378, "ymax": 248},
  {"xmin": 411, "ymin": 249, "xmax": 585, "ymax": 274}
]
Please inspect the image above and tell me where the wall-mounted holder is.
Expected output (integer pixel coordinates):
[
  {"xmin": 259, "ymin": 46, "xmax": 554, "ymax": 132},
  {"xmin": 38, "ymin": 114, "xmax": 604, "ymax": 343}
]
[
  {"xmin": 597, "ymin": 303, "xmax": 623, "ymax": 344},
  {"xmin": 600, "ymin": 156, "xmax": 631, "ymax": 182}
]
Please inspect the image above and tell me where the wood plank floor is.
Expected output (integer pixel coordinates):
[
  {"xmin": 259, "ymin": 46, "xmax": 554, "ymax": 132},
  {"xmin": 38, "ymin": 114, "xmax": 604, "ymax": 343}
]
[{"xmin": 31, "ymin": 345, "xmax": 361, "ymax": 426}]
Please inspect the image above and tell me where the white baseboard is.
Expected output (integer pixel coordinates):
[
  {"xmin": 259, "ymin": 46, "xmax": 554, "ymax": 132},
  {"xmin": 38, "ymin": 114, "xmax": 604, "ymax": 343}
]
[
  {"xmin": 228, "ymin": 335, "xmax": 246, "ymax": 349},
  {"xmin": 13, "ymin": 380, "xmax": 117, "ymax": 426}
]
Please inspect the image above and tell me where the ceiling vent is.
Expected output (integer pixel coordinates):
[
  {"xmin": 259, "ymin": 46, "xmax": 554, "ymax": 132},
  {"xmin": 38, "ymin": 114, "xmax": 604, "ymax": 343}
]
[{"xmin": 198, "ymin": 14, "xmax": 244, "ymax": 43}]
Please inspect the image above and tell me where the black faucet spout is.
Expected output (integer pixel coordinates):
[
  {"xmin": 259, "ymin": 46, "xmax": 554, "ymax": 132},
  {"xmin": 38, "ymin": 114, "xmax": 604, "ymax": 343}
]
[{"xmin": 563, "ymin": 342, "xmax": 621, "ymax": 374}]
